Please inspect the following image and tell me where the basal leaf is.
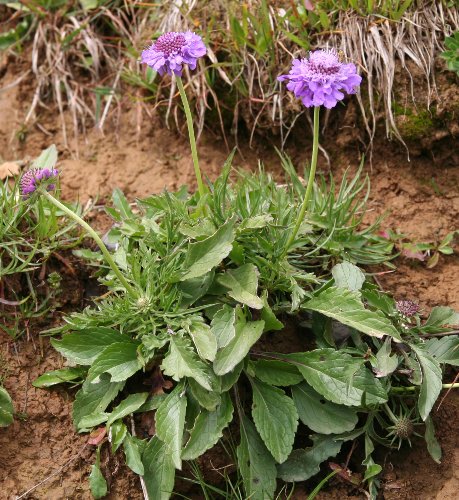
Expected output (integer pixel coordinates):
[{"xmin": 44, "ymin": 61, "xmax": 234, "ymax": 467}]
[
  {"xmin": 277, "ymin": 434, "xmax": 343, "ymax": 482},
  {"xmin": 304, "ymin": 287, "xmax": 401, "ymax": 340},
  {"xmin": 142, "ymin": 437, "xmax": 175, "ymax": 500},
  {"xmin": 292, "ymin": 382, "xmax": 358, "ymax": 434},
  {"xmin": 261, "ymin": 292, "xmax": 283, "ymax": 332},
  {"xmin": 211, "ymin": 305, "xmax": 236, "ymax": 349},
  {"xmin": 87, "ymin": 341, "xmax": 142, "ymax": 383},
  {"xmin": 237, "ymin": 415, "xmax": 277, "ymax": 500},
  {"xmin": 155, "ymin": 383, "xmax": 187, "ymax": 469},
  {"xmin": 424, "ymin": 416, "xmax": 442, "ymax": 464},
  {"xmin": 411, "ymin": 344, "xmax": 442, "ymax": 420},
  {"xmin": 251, "ymin": 379, "xmax": 298, "ymax": 463},
  {"xmin": 0, "ymin": 387, "xmax": 14, "ymax": 427},
  {"xmin": 189, "ymin": 321, "xmax": 217, "ymax": 362},
  {"xmin": 73, "ymin": 374, "xmax": 124, "ymax": 430},
  {"xmin": 253, "ymin": 360, "xmax": 303, "ymax": 386},
  {"xmin": 425, "ymin": 336, "xmax": 459, "ymax": 366},
  {"xmin": 181, "ymin": 218, "xmax": 236, "ymax": 281},
  {"xmin": 331, "ymin": 262, "xmax": 365, "ymax": 291},
  {"xmin": 161, "ymin": 335, "xmax": 212, "ymax": 390},
  {"xmin": 89, "ymin": 462, "xmax": 108, "ymax": 499},
  {"xmin": 286, "ymin": 349, "xmax": 388, "ymax": 406},
  {"xmin": 32, "ymin": 367, "xmax": 87, "ymax": 388},
  {"xmin": 189, "ymin": 379, "xmax": 221, "ymax": 411},
  {"xmin": 123, "ymin": 433, "xmax": 145, "ymax": 475},
  {"xmin": 182, "ymin": 392, "xmax": 233, "ymax": 460},
  {"xmin": 373, "ymin": 337, "xmax": 399, "ymax": 377},
  {"xmin": 106, "ymin": 392, "xmax": 149, "ymax": 427},
  {"xmin": 217, "ymin": 263, "xmax": 263, "ymax": 309},
  {"xmin": 51, "ymin": 327, "xmax": 128, "ymax": 365},
  {"xmin": 111, "ymin": 421, "xmax": 127, "ymax": 453},
  {"xmin": 213, "ymin": 319, "xmax": 265, "ymax": 375}
]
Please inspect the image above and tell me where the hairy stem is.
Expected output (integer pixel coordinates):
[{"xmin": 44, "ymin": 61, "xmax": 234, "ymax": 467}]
[
  {"xmin": 283, "ymin": 106, "xmax": 320, "ymax": 256},
  {"xmin": 41, "ymin": 190, "xmax": 137, "ymax": 299},
  {"xmin": 176, "ymin": 76, "xmax": 206, "ymax": 199}
]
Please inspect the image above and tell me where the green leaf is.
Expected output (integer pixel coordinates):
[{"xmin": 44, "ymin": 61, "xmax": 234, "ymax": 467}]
[
  {"xmin": 79, "ymin": 412, "xmax": 109, "ymax": 428},
  {"xmin": 179, "ymin": 271, "xmax": 215, "ymax": 307},
  {"xmin": 181, "ymin": 218, "xmax": 236, "ymax": 280},
  {"xmin": 424, "ymin": 416, "xmax": 442, "ymax": 464},
  {"xmin": 217, "ymin": 264, "xmax": 263, "ymax": 309},
  {"xmin": 237, "ymin": 415, "xmax": 277, "ymax": 500},
  {"xmin": 332, "ymin": 262, "xmax": 365, "ymax": 291},
  {"xmin": 304, "ymin": 287, "xmax": 401, "ymax": 340},
  {"xmin": 155, "ymin": 383, "xmax": 187, "ymax": 469},
  {"xmin": 161, "ymin": 335, "xmax": 212, "ymax": 390},
  {"xmin": 32, "ymin": 144, "xmax": 58, "ymax": 170},
  {"xmin": 213, "ymin": 320, "xmax": 265, "ymax": 375},
  {"xmin": 87, "ymin": 341, "xmax": 141, "ymax": 383},
  {"xmin": 111, "ymin": 421, "xmax": 127, "ymax": 453},
  {"xmin": 73, "ymin": 374, "xmax": 124, "ymax": 430},
  {"xmin": 123, "ymin": 433, "xmax": 145, "ymax": 475},
  {"xmin": 261, "ymin": 292, "xmax": 283, "ymax": 332},
  {"xmin": 182, "ymin": 392, "xmax": 233, "ymax": 460},
  {"xmin": 251, "ymin": 379, "xmax": 298, "ymax": 463},
  {"xmin": 112, "ymin": 188, "xmax": 134, "ymax": 219},
  {"xmin": 253, "ymin": 360, "xmax": 303, "ymax": 386},
  {"xmin": 0, "ymin": 387, "xmax": 14, "ymax": 427},
  {"xmin": 142, "ymin": 437, "xmax": 175, "ymax": 500},
  {"xmin": 219, "ymin": 362, "xmax": 243, "ymax": 392},
  {"xmin": 373, "ymin": 337, "xmax": 399, "ymax": 377},
  {"xmin": 211, "ymin": 305, "xmax": 236, "ymax": 349},
  {"xmin": 89, "ymin": 455, "xmax": 108, "ymax": 499},
  {"xmin": 189, "ymin": 379, "xmax": 221, "ymax": 411},
  {"xmin": 286, "ymin": 349, "xmax": 388, "ymax": 406},
  {"xmin": 189, "ymin": 321, "xmax": 217, "ymax": 362},
  {"xmin": 106, "ymin": 393, "xmax": 149, "ymax": 427},
  {"xmin": 80, "ymin": 0, "xmax": 99, "ymax": 9},
  {"xmin": 425, "ymin": 336, "xmax": 459, "ymax": 366},
  {"xmin": 51, "ymin": 328, "xmax": 128, "ymax": 365},
  {"xmin": 277, "ymin": 435, "xmax": 343, "ymax": 482},
  {"xmin": 292, "ymin": 382, "xmax": 358, "ymax": 434},
  {"xmin": 424, "ymin": 307, "xmax": 459, "ymax": 330},
  {"xmin": 411, "ymin": 345, "xmax": 442, "ymax": 420},
  {"xmin": 32, "ymin": 367, "xmax": 87, "ymax": 388}
]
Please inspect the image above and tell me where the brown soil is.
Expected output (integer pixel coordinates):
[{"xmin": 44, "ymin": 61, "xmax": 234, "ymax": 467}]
[{"xmin": 0, "ymin": 53, "xmax": 458, "ymax": 500}]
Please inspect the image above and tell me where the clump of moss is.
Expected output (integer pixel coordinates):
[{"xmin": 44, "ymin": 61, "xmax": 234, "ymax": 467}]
[{"xmin": 393, "ymin": 104, "xmax": 437, "ymax": 141}]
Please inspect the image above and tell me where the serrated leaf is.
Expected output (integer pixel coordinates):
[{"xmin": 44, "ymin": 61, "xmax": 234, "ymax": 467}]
[
  {"xmin": 237, "ymin": 415, "xmax": 277, "ymax": 500},
  {"xmin": 219, "ymin": 362, "xmax": 244, "ymax": 392},
  {"xmin": 189, "ymin": 379, "xmax": 221, "ymax": 411},
  {"xmin": 251, "ymin": 379, "xmax": 298, "ymax": 463},
  {"xmin": 73, "ymin": 374, "xmax": 124, "ymax": 430},
  {"xmin": 217, "ymin": 264, "xmax": 263, "ymax": 309},
  {"xmin": 253, "ymin": 360, "xmax": 303, "ymax": 386},
  {"xmin": 286, "ymin": 349, "xmax": 388, "ymax": 406},
  {"xmin": 211, "ymin": 305, "xmax": 236, "ymax": 349},
  {"xmin": 0, "ymin": 387, "xmax": 14, "ymax": 427},
  {"xmin": 106, "ymin": 393, "xmax": 149, "ymax": 427},
  {"xmin": 161, "ymin": 335, "xmax": 212, "ymax": 390},
  {"xmin": 425, "ymin": 415, "xmax": 442, "ymax": 464},
  {"xmin": 292, "ymin": 382, "xmax": 358, "ymax": 434},
  {"xmin": 411, "ymin": 344, "xmax": 442, "ymax": 420},
  {"xmin": 31, "ymin": 144, "xmax": 58, "ymax": 170},
  {"xmin": 124, "ymin": 433, "xmax": 145, "ymax": 475},
  {"xmin": 182, "ymin": 392, "xmax": 233, "ymax": 460},
  {"xmin": 304, "ymin": 287, "xmax": 401, "ymax": 340},
  {"xmin": 142, "ymin": 437, "xmax": 175, "ymax": 500},
  {"xmin": 424, "ymin": 307, "xmax": 459, "ymax": 330},
  {"xmin": 277, "ymin": 434, "xmax": 343, "ymax": 482},
  {"xmin": 89, "ymin": 462, "xmax": 107, "ymax": 499},
  {"xmin": 155, "ymin": 384, "xmax": 187, "ymax": 469},
  {"xmin": 32, "ymin": 367, "xmax": 87, "ymax": 388},
  {"xmin": 332, "ymin": 262, "xmax": 365, "ymax": 291},
  {"xmin": 181, "ymin": 218, "xmax": 236, "ymax": 280},
  {"xmin": 425, "ymin": 336, "xmax": 459, "ymax": 366},
  {"xmin": 87, "ymin": 341, "xmax": 142, "ymax": 383},
  {"xmin": 189, "ymin": 321, "xmax": 217, "ymax": 362},
  {"xmin": 51, "ymin": 328, "xmax": 128, "ymax": 365},
  {"xmin": 213, "ymin": 320, "xmax": 265, "ymax": 375}
]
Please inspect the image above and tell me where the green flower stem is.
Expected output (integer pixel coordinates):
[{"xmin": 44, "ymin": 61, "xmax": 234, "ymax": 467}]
[
  {"xmin": 391, "ymin": 382, "xmax": 459, "ymax": 393},
  {"xmin": 282, "ymin": 105, "xmax": 320, "ymax": 257},
  {"xmin": 40, "ymin": 190, "xmax": 137, "ymax": 299},
  {"xmin": 176, "ymin": 76, "xmax": 206, "ymax": 199}
]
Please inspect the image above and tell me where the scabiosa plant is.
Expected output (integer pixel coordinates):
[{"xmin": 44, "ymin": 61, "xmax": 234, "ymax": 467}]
[
  {"xmin": 20, "ymin": 167, "xmax": 59, "ymax": 197},
  {"xmin": 278, "ymin": 49, "xmax": 362, "ymax": 255},
  {"xmin": 141, "ymin": 32, "xmax": 207, "ymax": 199}
]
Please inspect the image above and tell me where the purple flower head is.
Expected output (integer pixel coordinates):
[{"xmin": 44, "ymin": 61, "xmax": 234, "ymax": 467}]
[
  {"xmin": 278, "ymin": 49, "xmax": 362, "ymax": 109},
  {"xmin": 20, "ymin": 167, "xmax": 59, "ymax": 197},
  {"xmin": 396, "ymin": 300, "xmax": 420, "ymax": 318},
  {"xmin": 141, "ymin": 31, "xmax": 206, "ymax": 77}
]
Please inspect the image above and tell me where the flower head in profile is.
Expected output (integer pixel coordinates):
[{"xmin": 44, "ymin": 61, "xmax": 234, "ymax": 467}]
[
  {"xmin": 141, "ymin": 31, "xmax": 206, "ymax": 76},
  {"xmin": 20, "ymin": 168, "xmax": 58, "ymax": 197},
  {"xmin": 278, "ymin": 49, "xmax": 362, "ymax": 108},
  {"xmin": 396, "ymin": 300, "xmax": 420, "ymax": 318}
]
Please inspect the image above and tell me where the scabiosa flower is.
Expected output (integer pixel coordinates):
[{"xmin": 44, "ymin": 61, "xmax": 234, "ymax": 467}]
[
  {"xmin": 396, "ymin": 300, "xmax": 420, "ymax": 317},
  {"xmin": 141, "ymin": 31, "xmax": 206, "ymax": 76},
  {"xmin": 278, "ymin": 49, "xmax": 362, "ymax": 109},
  {"xmin": 20, "ymin": 168, "xmax": 58, "ymax": 197}
]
